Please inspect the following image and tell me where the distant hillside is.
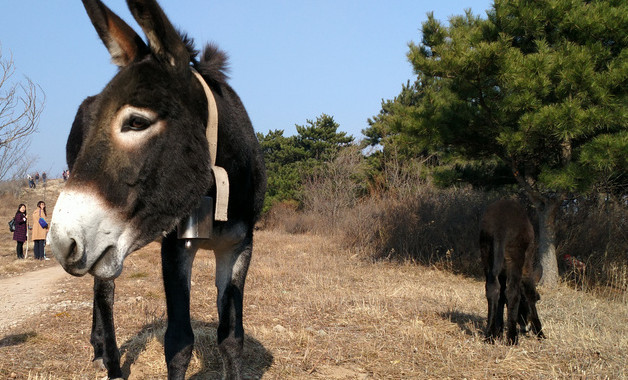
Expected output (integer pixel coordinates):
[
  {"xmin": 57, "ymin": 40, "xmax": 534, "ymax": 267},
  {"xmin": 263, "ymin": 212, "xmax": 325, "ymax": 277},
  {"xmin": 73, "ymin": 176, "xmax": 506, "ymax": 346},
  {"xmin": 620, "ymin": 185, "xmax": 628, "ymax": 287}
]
[{"xmin": 16, "ymin": 178, "xmax": 65, "ymax": 214}]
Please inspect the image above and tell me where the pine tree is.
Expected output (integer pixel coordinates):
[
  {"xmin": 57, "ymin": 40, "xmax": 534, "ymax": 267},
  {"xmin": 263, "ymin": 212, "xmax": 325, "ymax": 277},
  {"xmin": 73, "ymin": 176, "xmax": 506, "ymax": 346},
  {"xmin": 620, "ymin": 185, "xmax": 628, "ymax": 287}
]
[
  {"xmin": 258, "ymin": 114, "xmax": 354, "ymax": 211},
  {"xmin": 366, "ymin": 0, "xmax": 628, "ymax": 286}
]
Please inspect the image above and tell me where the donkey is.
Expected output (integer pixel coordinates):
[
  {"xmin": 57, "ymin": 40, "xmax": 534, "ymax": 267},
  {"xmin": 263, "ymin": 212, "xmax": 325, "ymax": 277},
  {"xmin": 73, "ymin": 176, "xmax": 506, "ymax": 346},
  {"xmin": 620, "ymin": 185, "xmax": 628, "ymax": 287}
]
[
  {"xmin": 479, "ymin": 199, "xmax": 545, "ymax": 345},
  {"xmin": 48, "ymin": 1, "xmax": 266, "ymax": 379}
]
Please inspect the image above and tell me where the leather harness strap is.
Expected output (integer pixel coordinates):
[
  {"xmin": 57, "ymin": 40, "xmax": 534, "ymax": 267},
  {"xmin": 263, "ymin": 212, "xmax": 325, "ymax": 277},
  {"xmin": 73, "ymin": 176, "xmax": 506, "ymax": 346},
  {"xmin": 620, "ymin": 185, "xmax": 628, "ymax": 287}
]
[{"xmin": 191, "ymin": 68, "xmax": 229, "ymax": 221}]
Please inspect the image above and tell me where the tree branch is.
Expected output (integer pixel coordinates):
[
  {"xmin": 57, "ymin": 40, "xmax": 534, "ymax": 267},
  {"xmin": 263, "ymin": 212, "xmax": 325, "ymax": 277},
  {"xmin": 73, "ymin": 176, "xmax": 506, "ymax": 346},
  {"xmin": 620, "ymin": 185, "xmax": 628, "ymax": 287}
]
[{"xmin": 0, "ymin": 46, "xmax": 45, "ymax": 180}]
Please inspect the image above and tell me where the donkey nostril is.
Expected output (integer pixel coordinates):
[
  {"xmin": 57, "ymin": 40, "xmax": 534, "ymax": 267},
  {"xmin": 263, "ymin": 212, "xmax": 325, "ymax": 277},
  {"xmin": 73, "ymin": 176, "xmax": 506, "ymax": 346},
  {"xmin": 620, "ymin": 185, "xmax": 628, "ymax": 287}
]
[
  {"xmin": 64, "ymin": 238, "xmax": 88, "ymax": 271},
  {"xmin": 68, "ymin": 239, "xmax": 79, "ymax": 259}
]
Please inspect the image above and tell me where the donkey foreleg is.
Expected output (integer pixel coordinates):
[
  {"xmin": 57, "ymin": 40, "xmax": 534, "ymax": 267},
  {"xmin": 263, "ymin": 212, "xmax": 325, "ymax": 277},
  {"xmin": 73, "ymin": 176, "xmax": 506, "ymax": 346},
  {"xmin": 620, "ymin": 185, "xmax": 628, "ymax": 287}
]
[
  {"xmin": 91, "ymin": 278, "xmax": 122, "ymax": 379},
  {"xmin": 161, "ymin": 232, "xmax": 197, "ymax": 380},
  {"xmin": 522, "ymin": 278, "xmax": 545, "ymax": 339},
  {"xmin": 517, "ymin": 291, "xmax": 531, "ymax": 334},
  {"xmin": 484, "ymin": 273, "xmax": 501, "ymax": 343},
  {"xmin": 214, "ymin": 234, "xmax": 252, "ymax": 380},
  {"xmin": 483, "ymin": 242, "xmax": 505, "ymax": 342}
]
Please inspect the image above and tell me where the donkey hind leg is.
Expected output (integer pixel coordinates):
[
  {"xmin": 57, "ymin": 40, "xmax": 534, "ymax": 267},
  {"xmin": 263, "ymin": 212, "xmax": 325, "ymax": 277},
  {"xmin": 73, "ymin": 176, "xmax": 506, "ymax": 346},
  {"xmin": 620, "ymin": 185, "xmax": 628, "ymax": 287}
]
[
  {"xmin": 91, "ymin": 278, "xmax": 122, "ymax": 379},
  {"xmin": 522, "ymin": 278, "xmax": 545, "ymax": 339},
  {"xmin": 505, "ymin": 273, "xmax": 522, "ymax": 345},
  {"xmin": 161, "ymin": 231, "xmax": 198, "ymax": 380},
  {"xmin": 214, "ymin": 232, "xmax": 253, "ymax": 380},
  {"xmin": 496, "ymin": 273, "xmax": 507, "ymax": 337}
]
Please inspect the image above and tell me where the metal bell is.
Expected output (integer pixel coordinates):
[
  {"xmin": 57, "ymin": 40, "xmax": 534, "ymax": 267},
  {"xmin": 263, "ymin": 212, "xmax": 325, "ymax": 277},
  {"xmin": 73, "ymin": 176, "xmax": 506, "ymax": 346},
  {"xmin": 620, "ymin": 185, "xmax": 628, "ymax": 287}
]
[{"xmin": 177, "ymin": 196, "xmax": 214, "ymax": 240}]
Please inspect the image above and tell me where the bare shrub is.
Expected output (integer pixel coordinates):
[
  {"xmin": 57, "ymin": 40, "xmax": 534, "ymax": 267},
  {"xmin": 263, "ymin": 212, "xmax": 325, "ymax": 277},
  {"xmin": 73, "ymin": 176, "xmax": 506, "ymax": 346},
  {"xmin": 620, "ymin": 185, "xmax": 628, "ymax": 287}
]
[
  {"xmin": 378, "ymin": 148, "xmax": 433, "ymax": 202},
  {"xmin": 341, "ymin": 185, "xmax": 497, "ymax": 277},
  {"xmin": 556, "ymin": 196, "xmax": 628, "ymax": 298},
  {"xmin": 295, "ymin": 149, "xmax": 498, "ymax": 277},
  {"xmin": 259, "ymin": 201, "xmax": 316, "ymax": 234},
  {"xmin": 301, "ymin": 146, "xmax": 367, "ymax": 229},
  {"xmin": 0, "ymin": 179, "xmax": 26, "ymax": 197}
]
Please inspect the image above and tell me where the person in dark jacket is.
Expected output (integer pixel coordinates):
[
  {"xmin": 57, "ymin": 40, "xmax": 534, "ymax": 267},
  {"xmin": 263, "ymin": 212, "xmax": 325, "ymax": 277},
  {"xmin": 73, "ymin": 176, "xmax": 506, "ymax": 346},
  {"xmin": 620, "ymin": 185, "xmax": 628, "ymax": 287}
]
[{"xmin": 13, "ymin": 204, "xmax": 27, "ymax": 259}]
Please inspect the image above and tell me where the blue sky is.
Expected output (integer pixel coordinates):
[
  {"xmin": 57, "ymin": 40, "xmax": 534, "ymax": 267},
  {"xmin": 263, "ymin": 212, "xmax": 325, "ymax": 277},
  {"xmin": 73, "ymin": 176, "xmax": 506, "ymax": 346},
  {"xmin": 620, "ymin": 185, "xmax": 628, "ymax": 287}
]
[{"xmin": 0, "ymin": 1, "xmax": 492, "ymax": 178}]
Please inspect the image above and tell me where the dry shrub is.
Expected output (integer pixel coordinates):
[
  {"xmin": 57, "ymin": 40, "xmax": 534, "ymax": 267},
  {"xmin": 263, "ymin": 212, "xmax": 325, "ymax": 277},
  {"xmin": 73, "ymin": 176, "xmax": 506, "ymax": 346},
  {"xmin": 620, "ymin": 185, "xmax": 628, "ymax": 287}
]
[
  {"xmin": 301, "ymin": 146, "xmax": 367, "ymax": 230},
  {"xmin": 341, "ymin": 186, "xmax": 496, "ymax": 277},
  {"xmin": 0, "ymin": 180, "xmax": 27, "ymax": 198},
  {"xmin": 556, "ymin": 196, "xmax": 628, "ymax": 299},
  {"xmin": 259, "ymin": 201, "xmax": 316, "ymax": 234},
  {"xmin": 295, "ymin": 151, "xmax": 500, "ymax": 277},
  {"xmin": 261, "ymin": 147, "xmax": 369, "ymax": 235},
  {"xmin": 0, "ymin": 192, "xmax": 21, "ymax": 218}
]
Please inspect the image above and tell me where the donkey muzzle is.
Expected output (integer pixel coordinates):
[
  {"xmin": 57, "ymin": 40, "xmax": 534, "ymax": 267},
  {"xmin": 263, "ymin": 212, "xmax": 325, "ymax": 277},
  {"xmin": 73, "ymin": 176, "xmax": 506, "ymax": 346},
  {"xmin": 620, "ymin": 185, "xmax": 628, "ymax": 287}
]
[{"xmin": 49, "ymin": 190, "xmax": 131, "ymax": 279}]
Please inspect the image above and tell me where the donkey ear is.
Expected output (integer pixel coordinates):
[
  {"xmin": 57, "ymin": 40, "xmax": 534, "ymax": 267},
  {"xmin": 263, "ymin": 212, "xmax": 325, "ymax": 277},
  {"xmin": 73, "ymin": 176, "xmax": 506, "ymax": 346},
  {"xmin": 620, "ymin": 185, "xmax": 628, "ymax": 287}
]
[
  {"xmin": 82, "ymin": 0, "xmax": 149, "ymax": 66},
  {"xmin": 126, "ymin": 0, "xmax": 190, "ymax": 67}
]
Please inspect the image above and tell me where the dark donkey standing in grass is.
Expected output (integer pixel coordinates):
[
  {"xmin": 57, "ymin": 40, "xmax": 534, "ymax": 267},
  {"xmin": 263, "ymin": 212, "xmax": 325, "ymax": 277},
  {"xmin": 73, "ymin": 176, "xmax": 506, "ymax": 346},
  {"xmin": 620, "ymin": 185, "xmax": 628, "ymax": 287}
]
[
  {"xmin": 480, "ymin": 199, "xmax": 545, "ymax": 345},
  {"xmin": 48, "ymin": 0, "xmax": 266, "ymax": 379}
]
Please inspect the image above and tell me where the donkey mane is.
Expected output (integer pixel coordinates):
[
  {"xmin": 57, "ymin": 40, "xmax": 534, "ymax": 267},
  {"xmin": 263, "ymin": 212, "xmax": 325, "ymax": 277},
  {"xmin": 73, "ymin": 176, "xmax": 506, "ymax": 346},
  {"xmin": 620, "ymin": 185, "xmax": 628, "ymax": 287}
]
[
  {"xmin": 177, "ymin": 30, "xmax": 199, "ymax": 59},
  {"xmin": 198, "ymin": 43, "xmax": 230, "ymax": 84},
  {"xmin": 151, "ymin": 30, "xmax": 229, "ymax": 85}
]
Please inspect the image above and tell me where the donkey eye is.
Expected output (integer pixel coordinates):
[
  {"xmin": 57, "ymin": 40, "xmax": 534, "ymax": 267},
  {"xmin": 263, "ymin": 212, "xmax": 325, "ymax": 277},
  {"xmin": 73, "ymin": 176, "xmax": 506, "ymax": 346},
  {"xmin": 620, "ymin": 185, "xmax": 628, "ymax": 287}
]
[
  {"xmin": 112, "ymin": 106, "xmax": 164, "ymax": 149},
  {"xmin": 122, "ymin": 115, "xmax": 152, "ymax": 132}
]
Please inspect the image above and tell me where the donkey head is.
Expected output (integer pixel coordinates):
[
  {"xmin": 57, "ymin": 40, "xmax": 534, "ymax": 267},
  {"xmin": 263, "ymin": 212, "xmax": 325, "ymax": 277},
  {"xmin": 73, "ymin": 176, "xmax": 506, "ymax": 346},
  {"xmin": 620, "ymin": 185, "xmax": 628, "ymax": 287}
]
[{"xmin": 50, "ymin": 0, "xmax": 214, "ymax": 279}]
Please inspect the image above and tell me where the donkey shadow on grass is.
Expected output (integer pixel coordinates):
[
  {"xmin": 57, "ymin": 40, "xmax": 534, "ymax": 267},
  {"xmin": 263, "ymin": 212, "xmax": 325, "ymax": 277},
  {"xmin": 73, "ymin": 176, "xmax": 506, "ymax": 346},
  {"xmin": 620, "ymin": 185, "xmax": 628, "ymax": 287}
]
[
  {"xmin": 439, "ymin": 310, "xmax": 485, "ymax": 337},
  {"xmin": 117, "ymin": 320, "xmax": 273, "ymax": 379},
  {"xmin": 0, "ymin": 331, "xmax": 38, "ymax": 348}
]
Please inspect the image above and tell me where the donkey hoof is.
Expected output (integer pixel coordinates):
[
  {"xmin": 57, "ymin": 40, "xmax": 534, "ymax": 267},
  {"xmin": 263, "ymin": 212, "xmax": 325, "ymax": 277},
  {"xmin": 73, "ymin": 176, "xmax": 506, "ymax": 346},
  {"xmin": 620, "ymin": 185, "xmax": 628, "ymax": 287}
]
[{"xmin": 92, "ymin": 357, "xmax": 106, "ymax": 370}]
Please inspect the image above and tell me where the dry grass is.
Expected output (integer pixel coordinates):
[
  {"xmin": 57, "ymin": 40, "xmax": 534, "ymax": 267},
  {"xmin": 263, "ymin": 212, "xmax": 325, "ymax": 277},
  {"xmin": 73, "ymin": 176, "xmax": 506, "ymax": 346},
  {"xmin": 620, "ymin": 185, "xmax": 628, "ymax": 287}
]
[
  {"xmin": 0, "ymin": 181, "xmax": 625, "ymax": 378},
  {"xmin": 0, "ymin": 228, "xmax": 626, "ymax": 379}
]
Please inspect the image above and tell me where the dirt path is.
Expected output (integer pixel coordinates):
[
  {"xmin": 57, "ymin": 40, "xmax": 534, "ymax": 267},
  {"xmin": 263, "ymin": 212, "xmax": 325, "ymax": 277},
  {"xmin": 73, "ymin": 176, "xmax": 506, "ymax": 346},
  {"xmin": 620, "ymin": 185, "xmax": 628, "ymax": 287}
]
[{"xmin": 0, "ymin": 265, "xmax": 68, "ymax": 331}]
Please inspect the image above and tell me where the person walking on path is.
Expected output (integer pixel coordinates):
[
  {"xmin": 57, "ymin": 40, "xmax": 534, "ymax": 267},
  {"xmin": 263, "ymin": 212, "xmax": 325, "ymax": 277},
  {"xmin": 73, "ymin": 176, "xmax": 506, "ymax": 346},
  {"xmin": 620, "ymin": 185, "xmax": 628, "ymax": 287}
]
[
  {"xmin": 31, "ymin": 201, "xmax": 49, "ymax": 260},
  {"xmin": 12, "ymin": 204, "xmax": 28, "ymax": 259}
]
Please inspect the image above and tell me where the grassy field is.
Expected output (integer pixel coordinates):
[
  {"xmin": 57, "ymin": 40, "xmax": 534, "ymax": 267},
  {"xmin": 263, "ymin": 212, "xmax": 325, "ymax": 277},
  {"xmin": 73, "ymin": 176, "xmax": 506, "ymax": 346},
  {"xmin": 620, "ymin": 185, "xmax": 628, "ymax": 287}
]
[{"xmin": 0, "ymin": 181, "xmax": 626, "ymax": 379}]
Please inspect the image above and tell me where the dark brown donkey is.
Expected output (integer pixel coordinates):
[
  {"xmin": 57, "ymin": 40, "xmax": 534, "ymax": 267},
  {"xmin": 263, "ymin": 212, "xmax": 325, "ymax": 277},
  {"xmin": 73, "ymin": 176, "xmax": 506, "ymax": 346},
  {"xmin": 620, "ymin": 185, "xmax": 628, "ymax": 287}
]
[
  {"xmin": 48, "ymin": 1, "xmax": 266, "ymax": 379},
  {"xmin": 480, "ymin": 199, "xmax": 545, "ymax": 345}
]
